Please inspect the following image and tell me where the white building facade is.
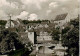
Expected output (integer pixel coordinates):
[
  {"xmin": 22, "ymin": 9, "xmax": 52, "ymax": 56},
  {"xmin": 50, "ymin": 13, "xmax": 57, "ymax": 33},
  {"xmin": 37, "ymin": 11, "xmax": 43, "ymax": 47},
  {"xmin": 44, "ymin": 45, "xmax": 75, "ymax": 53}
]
[{"xmin": 28, "ymin": 32, "xmax": 35, "ymax": 44}]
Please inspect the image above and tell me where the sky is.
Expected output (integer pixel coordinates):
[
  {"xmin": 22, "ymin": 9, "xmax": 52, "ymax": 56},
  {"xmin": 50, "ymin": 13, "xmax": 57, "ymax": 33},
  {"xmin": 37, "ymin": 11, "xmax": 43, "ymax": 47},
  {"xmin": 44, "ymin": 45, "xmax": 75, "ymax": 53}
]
[{"xmin": 0, "ymin": 0, "xmax": 79, "ymax": 20}]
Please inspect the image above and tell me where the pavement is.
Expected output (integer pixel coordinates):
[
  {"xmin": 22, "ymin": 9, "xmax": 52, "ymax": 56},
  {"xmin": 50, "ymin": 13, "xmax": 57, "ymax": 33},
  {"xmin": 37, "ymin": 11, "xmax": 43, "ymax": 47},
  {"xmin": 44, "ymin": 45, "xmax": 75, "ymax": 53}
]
[
  {"xmin": 38, "ymin": 47, "xmax": 54, "ymax": 54},
  {"xmin": 0, "ymin": 55, "xmax": 8, "ymax": 56},
  {"xmin": 37, "ymin": 53, "xmax": 56, "ymax": 56}
]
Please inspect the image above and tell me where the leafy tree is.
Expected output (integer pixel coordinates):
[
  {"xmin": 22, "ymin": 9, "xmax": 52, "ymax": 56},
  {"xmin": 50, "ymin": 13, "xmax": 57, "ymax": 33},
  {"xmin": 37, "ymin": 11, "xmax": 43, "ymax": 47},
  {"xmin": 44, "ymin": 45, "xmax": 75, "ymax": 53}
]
[
  {"xmin": 22, "ymin": 20, "xmax": 41, "ymax": 24},
  {"xmin": 0, "ymin": 29, "xmax": 24, "ymax": 54},
  {"xmin": 0, "ymin": 20, "xmax": 7, "ymax": 26},
  {"xmin": 51, "ymin": 29, "xmax": 60, "ymax": 41},
  {"xmin": 62, "ymin": 26, "xmax": 70, "ymax": 34},
  {"xmin": 62, "ymin": 18, "xmax": 79, "ymax": 56},
  {"xmin": 70, "ymin": 18, "xmax": 79, "ymax": 28},
  {"xmin": 22, "ymin": 20, "xmax": 50, "ymax": 24}
]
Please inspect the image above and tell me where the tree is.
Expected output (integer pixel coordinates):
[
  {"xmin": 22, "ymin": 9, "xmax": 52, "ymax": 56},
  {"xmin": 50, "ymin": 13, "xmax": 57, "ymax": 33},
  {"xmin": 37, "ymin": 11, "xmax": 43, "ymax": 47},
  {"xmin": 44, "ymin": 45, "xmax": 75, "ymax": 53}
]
[
  {"xmin": 62, "ymin": 18, "xmax": 79, "ymax": 56},
  {"xmin": 0, "ymin": 20, "xmax": 7, "ymax": 26},
  {"xmin": 51, "ymin": 29, "xmax": 60, "ymax": 41},
  {"xmin": 0, "ymin": 29, "xmax": 24, "ymax": 54},
  {"xmin": 62, "ymin": 26, "xmax": 70, "ymax": 34}
]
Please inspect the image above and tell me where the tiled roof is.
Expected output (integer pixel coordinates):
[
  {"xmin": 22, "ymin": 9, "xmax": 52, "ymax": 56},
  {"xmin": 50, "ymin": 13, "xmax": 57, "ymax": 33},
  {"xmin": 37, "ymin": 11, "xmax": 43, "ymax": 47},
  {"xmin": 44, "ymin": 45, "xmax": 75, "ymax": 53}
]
[
  {"xmin": 7, "ymin": 28, "xmax": 16, "ymax": 31},
  {"xmin": 17, "ymin": 18, "xmax": 22, "ymax": 23},
  {"xmin": 12, "ymin": 21, "xmax": 18, "ymax": 25},
  {"xmin": 55, "ymin": 13, "xmax": 68, "ymax": 21}
]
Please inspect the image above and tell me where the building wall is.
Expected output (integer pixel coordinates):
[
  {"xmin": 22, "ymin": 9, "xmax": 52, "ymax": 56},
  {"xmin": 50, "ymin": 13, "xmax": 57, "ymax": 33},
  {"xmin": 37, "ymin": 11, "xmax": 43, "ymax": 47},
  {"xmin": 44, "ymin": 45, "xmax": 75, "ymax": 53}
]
[
  {"xmin": 37, "ymin": 32, "xmax": 52, "ymax": 42},
  {"xmin": 28, "ymin": 32, "xmax": 34, "ymax": 44},
  {"xmin": 5, "ymin": 21, "xmax": 14, "ymax": 28},
  {"xmin": 37, "ymin": 36, "xmax": 52, "ymax": 42},
  {"xmin": 56, "ymin": 51, "xmax": 65, "ymax": 56},
  {"xmin": 54, "ymin": 20, "xmax": 64, "ymax": 24}
]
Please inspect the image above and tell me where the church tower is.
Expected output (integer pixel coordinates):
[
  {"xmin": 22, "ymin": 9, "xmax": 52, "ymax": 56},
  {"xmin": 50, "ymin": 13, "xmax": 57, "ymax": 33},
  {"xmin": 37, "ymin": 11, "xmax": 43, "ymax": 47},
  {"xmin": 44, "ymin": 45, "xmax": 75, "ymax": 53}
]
[{"xmin": 9, "ymin": 14, "xmax": 12, "ymax": 28}]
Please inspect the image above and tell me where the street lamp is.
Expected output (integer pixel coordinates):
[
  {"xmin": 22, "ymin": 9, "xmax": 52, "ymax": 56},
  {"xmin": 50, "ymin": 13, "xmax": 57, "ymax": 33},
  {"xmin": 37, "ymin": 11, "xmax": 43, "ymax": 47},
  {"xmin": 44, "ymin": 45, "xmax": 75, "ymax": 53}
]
[{"xmin": 58, "ymin": 23, "xmax": 64, "ymax": 44}]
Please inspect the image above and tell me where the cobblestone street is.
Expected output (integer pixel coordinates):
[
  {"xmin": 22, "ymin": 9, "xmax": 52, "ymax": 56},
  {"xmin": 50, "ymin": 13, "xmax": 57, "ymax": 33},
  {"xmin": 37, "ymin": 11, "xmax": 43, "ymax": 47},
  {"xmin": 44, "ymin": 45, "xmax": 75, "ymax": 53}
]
[{"xmin": 37, "ymin": 53, "xmax": 56, "ymax": 56}]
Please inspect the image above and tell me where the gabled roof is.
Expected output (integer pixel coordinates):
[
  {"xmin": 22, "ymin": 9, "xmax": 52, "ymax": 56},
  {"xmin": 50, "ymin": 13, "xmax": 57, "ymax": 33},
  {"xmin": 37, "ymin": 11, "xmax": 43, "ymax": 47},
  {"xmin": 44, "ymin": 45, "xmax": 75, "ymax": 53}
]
[
  {"xmin": 16, "ymin": 18, "xmax": 24, "ymax": 25},
  {"xmin": 17, "ymin": 18, "xmax": 22, "ymax": 23},
  {"xmin": 55, "ymin": 13, "xmax": 68, "ymax": 21},
  {"xmin": 12, "ymin": 20, "xmax": 18, "ymax": 25}
]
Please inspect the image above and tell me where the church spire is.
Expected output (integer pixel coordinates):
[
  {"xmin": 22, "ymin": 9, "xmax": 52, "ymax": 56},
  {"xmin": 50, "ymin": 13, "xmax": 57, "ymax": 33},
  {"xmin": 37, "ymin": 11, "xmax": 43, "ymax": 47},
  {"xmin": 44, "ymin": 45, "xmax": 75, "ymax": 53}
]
[{"xmin": 9, "ymin": 14, "xmax": 12, "ymax": 28}]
